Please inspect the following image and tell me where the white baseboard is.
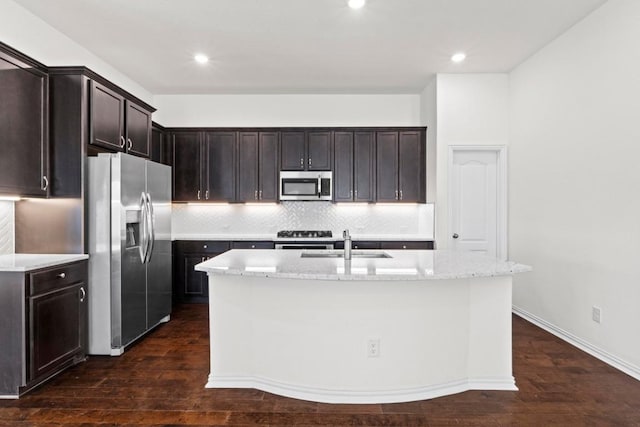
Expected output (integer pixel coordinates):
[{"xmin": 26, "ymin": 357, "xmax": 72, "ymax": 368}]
[
  {"xmin": 512, "ymin": 305, "xmax": 640, "ymax": 381},
  {"xmin": 205, "ymin": 374, "xmax": 517, "ymax": 404}
]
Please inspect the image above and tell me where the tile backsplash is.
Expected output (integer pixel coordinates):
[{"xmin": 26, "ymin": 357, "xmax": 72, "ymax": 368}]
[
  {"xmin": 172, "ymin": 202, "xmax": 434, "ymax": 238},
  {"xmin": 0, "ymin": 201, "xmax": 15, "ymax": 255}
]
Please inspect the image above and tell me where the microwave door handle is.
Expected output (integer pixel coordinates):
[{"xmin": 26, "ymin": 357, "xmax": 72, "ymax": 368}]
[{"xmin": 318, "ymin": 177, "xmax": 322, "ymax": 198}]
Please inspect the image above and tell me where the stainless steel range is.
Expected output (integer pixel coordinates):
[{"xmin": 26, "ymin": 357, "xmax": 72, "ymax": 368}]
[{"xmin": 275, "ymin": 230, "xmax": 334, "ymax": 250}]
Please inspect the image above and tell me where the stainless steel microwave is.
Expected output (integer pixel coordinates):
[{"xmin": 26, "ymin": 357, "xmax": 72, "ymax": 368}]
[{"xmin": 279, "ymin": 171, "xmax": 332, "ymax": 201}]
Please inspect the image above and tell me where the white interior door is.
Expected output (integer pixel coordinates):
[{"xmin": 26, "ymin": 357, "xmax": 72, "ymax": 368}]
[{"xmin": 450, "ymin": 148, "xmax": 504, "ymax": 259}]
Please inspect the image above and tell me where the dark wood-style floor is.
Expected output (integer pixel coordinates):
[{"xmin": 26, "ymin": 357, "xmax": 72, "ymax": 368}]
[{"xmin": 2, "ymin": 304, "xmax": 640, "ymax": 426}]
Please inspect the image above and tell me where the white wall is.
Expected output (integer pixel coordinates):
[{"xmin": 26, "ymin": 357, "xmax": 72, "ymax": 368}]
[
  {"xmin": 420, "ymin": 79, "xmax": 437, "ymax": 205},
  {"xmin": 0, "ymin": 0, "xmax": 153, "ymax": 105},
  {"xmin": 509, "ymin": 0, "xmax": 640, "ymax": 376},
  {"xmin": 153, "ymin": 94, "xmax": 421, "ymax": 127},
  {"xmin": 432, "ymin": 74, "xmax": 509, "ymax": 249}
]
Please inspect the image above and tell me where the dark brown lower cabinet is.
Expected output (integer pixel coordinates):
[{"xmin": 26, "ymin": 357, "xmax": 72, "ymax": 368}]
[
  {"xmin": 334, "ymin": 240, "xmax": 434, "ymax": 250},
  {"xmin": 173, "ymin": 241, "xmax": 230, "ymax": 304},
  {"xmin": 27, "ymin": 261, "xmax": 87, "ymax": 383},
  {"xmin": 173, "ymin": 240, "xmax": 276, "ymax": 303},
  {"xmin": 0, "ymin": 259, "xmax": 87, "ymax": 398}
]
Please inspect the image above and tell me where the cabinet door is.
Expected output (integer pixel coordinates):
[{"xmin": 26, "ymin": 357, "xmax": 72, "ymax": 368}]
[
  {"xmin": 204, "ymin": 132, "xmax": 236, "ymax": 202},
  {"xmin": 280, "ymin": 131, "xmax": 305, "ymax": 170},
  {"xmin": 89, "ymin": 81, "xmax": 125, "ymax": 151},
  {"xmin": 0, "ymin": 51, "xmax": 49, "ymax": 197},
  {"xmin": 398, "ymin": 131, "xmax": 425, "ymax": 202},
  {"xmin": 237, "ymin": 132, "xmax": 259, "ymax": 201},
  {"xmin": 333, "ymin": 131, "xmax": 354, "ymax": 201},
  {"xmin": 354, "ymin": 132, "xmax": 374, "ymax": 202},
  {"xmin": 307, "ymin": 131, "xmax": 332, "ymax": 170},
  {"xmin": 258, "ymin": 132, "xmax": 279, "ymax": 202},
  {"xmin": 151, "ymin": 124, "xmax": 170, "ymax": 165},
  {"xmin": 125, "ymin": 100, "xmax": 151, "ymax": 158},
  {"xmin": 178, "ymin": 255, "xmax": 209, "ymax": 303},
  {"xmin": 28, "ymin": 282, "xmax": 86, "ymax": 381},
  {"xmin": 171, "ymin": 132, "xmax": 202, "ymax": 201},
  {"xmin": 376, "ymin": 131, "xmax": 399, "ymax": 202}
]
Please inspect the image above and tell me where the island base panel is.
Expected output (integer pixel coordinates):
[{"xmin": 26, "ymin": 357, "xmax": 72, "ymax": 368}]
[{"xmin": 206, "ymin": 274, "xmax": 516, "ymax": 404}]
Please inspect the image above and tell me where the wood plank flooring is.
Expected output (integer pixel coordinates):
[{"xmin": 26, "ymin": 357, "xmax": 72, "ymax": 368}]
[{"xmin": 2, "ymin": 304, "xmax": 640, "ymax": 426}]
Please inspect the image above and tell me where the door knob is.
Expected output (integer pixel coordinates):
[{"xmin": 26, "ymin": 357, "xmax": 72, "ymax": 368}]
[{"xmin": 452, "ymin": 233, "xmax": 459, "ymax": 239}]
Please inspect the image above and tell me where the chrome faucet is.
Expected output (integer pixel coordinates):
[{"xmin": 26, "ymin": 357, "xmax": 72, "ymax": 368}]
[{"xmin": 343, "ymin": 229, "xmax": 352, "ymax": 260}]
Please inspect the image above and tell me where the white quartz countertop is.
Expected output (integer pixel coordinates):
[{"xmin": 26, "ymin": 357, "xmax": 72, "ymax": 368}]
[
  {"xmin": 173, "ymin": 234, "xmax": 434, "ymax": 241},
  {"xmin": 0, "ymin": 254, "xmax": 89, "ymax": 272},
  {"xmin": 195, "ymin": 249, "xmax": 530, "ymax": 281}
]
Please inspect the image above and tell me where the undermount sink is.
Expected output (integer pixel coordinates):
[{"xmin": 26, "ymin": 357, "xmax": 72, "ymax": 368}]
[{"xmin": 301, "ymin": 250, "xmax": 392, "ymax": 259}]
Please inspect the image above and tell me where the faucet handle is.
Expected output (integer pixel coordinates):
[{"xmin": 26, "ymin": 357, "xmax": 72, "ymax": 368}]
[{"xmin": 343, "ymin": 229, "xmax": 350, "ymax": 238}]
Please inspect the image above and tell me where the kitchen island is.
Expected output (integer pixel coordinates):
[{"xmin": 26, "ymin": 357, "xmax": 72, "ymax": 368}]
[{"xmin": 196, "ymin": 249, "xmax": 530, "ymax": 404}]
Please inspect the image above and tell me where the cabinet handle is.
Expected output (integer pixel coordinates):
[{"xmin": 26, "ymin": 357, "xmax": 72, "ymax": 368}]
[
  {"xmin": 57, "ymin": 272, "xmax": 66, "ymax": 279},
  {"xmin": 251, "ymin": 244, "xmax": 256, "ymax": 249},
  {"xmin": 355, "ymin": 189, "xmax": 358, "ymax": 198},
  {"xmin": 403, "ymin": 245, "xmax": 407, "ymax": 249},
  {"xmin": 127, "ymin": 138, "xmax": 133, "ymax": 151},
  {"xmin": 300, "ymin": 158, "xmax": 304, "ymax": 166},
  {"xmin": 350, "ymin": 190, "xmax": 353, "ymax": 198},
  {"xmin": 201, "ymin": 256, "xmax": 205, "ymax": 262},
  {"xmin": 400, "ymin": 190, "xmax": 403, "ymax": 200},
  {"xmin": 42, "ymin": 176, "xmax": 48, "ymax": 191},
  {"xmin": 197, "ymin": 190, "xmax": 201, "ymax": 200},
  {"xmin": 79, "ymin": 287, "xmax": 86, "ymax": 302},
  {"xmin": 259, "ymin": 190, "xmax": 262, "ymax": 199},
  {"xmin": 119, "ymin": 136, "xmax": 126, "ymax": 148},
  {"xmin": 395, "ymin": 190, "xmax": 399, "ymax": 200},
  {"xmin": 308, "ymin": 158, "xmax": 312, "ymax": 166},
  {"xmin": 255, "ymin": 190, "xmax": 258, "ymax": 200},
  {"xmin": 205, "ymin": 190, "xmax": 209, "ymax": 200},
  {"xmin": 203, "ymin": 244, "xmax": 208, "ymax": 249}
]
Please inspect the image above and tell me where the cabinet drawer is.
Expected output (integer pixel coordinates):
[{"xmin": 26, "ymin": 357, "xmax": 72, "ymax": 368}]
[
  {"xmin": 28, "ymin": 261, "xmax": 88, "ymax": 296},
  {"xmin": 175, "ymin": 240, "xmax": 230, "ymax": 254},
  {"xmin": 379, "ymin": 241, "xmax": 434, "ymax": 250},
  {"xmin": 231, "ymin": 241, "xmax": 275, "ymax": 249}
]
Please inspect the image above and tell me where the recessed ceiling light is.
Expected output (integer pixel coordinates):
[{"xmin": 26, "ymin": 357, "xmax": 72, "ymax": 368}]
[
  {"xmin": 348, "ymin": 0, "xmax": 366, "ymax": 9},
  {"xmin": 194, "ymin": 53, "xmax": 209, "ymax": 64},
  {"xmin": 451, "ymin": 52, "xmax": 466, "ymax": 63}
]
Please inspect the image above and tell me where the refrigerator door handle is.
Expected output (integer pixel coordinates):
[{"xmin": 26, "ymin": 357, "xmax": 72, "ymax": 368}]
[
  {"xmin": 139, "ymin": 192, "xmax": 149, "ymax": 264},
  {"xmin": 144, "ymin": 192, "xmax": 155, "ymax": 264}
]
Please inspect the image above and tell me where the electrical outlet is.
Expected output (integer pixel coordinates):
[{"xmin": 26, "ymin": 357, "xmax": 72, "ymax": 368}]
[
  {"xmin": 367, "ymin": 339, "xmax": 380, "ymax": 358},
  {"xmin": 592, "ymin": 306, "xmax": 602, "ymax": 323}
]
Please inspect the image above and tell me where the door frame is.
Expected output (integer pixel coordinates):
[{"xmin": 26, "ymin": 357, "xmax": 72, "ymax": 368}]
[{"xmin": 447, "ymin": 145, "xmax": 508, "ymax": 260}]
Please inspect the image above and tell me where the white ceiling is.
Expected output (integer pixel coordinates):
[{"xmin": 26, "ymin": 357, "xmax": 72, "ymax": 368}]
[{"xmin": 15, "ymin": 0, "xmax": 607, "ymax": 95}]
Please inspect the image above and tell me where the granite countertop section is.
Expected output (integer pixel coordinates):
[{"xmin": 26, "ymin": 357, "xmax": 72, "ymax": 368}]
[
  {"xmin": 0, "ymin": 254, "xmax": 89, "ymax": 272},
  {"xmin": 195, "ymin": 249, "xmax": 531, "ymax": 281},
  {"xmin": 172, "ymin": 234, "xmax": 434, "ymax": 242}
]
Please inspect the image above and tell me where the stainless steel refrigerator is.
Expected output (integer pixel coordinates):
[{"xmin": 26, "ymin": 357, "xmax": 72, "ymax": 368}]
[{"xmin": 87, "ymin": 153, "xmax": 172, "ymax": 356}]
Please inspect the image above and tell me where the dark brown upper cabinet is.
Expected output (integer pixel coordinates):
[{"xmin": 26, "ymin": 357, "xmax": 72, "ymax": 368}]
[
  {"xmin": 237, "ymin": 132, "xmax": 279, "ymax": 202},
  {"xmin": 204, "ymin": 132, "xmax": 236, "ymax": 202},
  {"xmin": 171, "ymin": 131, "xmax": 203, "ymax": 202},
  {"xmin": 89, "ymin": 80, "xmax": 151, "ymax": 158},
  {"xmin": 48, "ymin": 67, "xmax": 155, "ymax": 198},
  {"xmin": 334, "ymin": 131, "xmax": 375, "ymax": 202},
  {"xmin": 0, "ymin": 43, "xmax": 49, "ymax": 197},
  {"xmin": 171, "ymin": 131, "xmax": 237, "ymax": 202},
  {"xmin": 151, "ymin": 122, "xmax": 171, "ymax": 166},
  {"xmin": 281, "ymin": 130, "xmax": 332, "ymax": 171},
  {"xmin": 376, "ymin": 130, "xmax": 426, "ymax": 203},
  {"xmin": 125, "ymin": 101, "xmax": 151, "ymax": 157}
]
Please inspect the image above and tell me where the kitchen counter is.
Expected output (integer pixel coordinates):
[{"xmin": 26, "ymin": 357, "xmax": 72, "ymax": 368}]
[
  {"xmin": 195, "ymin": 249, "xmax": 529, "ymax": 280},
  {"xmin": 0, "ymin": 254, "xmax": 89, "ymax": 272},
  {"xmin": 172, "ymin": 233, "xmax": 434, "ymax": 242},
  {"xmin": 197, "ymin": 249, "xmax": 530, "ymax": 404}
]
